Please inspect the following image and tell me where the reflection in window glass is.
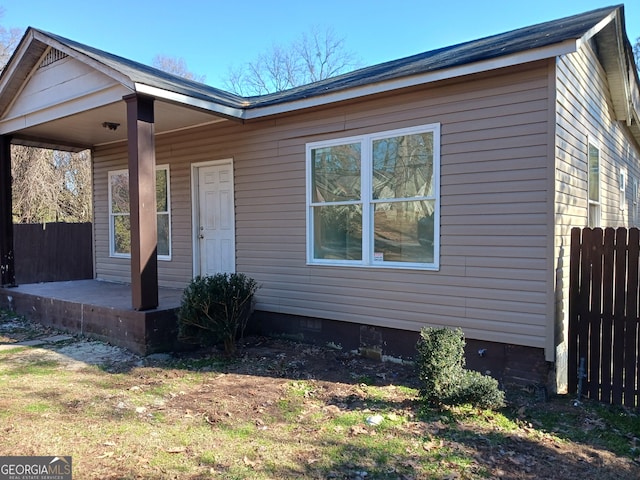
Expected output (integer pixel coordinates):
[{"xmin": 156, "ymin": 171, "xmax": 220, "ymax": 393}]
[
  {"xmin": 110, "ymin": 173, "xmax": 129, "ymax": 214},
  {"xmin": 588, "ymin": 144, "xmax": 599, "ymax": 203},
  {"xmin": 312, "ymin": 143, "xmax": 361, "ymax": 202},
  {"xmin": 373, "ymin": 200, "xmax": 434, "ymax": 264},
  {"xmin": 157, "ymin": 214, "xmax": 170, "ymax": 256},
  {"xmin": 373, "ymin": 133, "xmax": 434, "ymax": 200},
  {"xmin": 588, "ymin": 143, "xmax": 601, "ymax": 228},
  {"xmin": 156, "ymin": 169, "xmax": 168, "ymax": 212},
  {"xmin": 313, "ymin": 205, "xmax": 362, "ymax": 260},
  {"xmin": 113, "ymin": 214, "xmax": 130, "ymax": 255}
]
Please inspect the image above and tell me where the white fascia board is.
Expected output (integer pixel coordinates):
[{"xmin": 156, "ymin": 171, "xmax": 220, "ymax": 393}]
[
  {"xmin": 135, "ymin": 83, "xmax": 246, "ymax": 119},
  {"xmin": 0, "ymin": 31, "xmax": 37, "ymax": 95},
  {"xmin": 578, "ymin": 9, "xmax": 633, "ymax": 125},
  {"xmin": 244, "ymin": 40, "xmax": 578, "ymax": 120},
  {"xmin": 631, "ymin": 67, "xmax": 640, "ymax": 122},
  {"xmin": 575, "ymin": 9, "xmax": 618, "ymax": 49}
]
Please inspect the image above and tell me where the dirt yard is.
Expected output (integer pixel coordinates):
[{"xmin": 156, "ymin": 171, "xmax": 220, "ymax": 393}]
[{"xmin": 1, "ymin": 315, "xmax": 639, "ymax": 479}]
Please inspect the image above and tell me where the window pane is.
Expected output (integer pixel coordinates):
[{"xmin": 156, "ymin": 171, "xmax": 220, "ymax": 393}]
[
  {"xmin": 156, "ymin": 169, "xmax": 168, "ymax": 212},
  {"xmin": 111, "ymin": 173, "xmax": 129, "ymax": 214},
  {"xmin": 313, "ymin": 205, "xmax": 362, "ymax": 260},
  {"xmin": 373, "ymin": 132, "xmax": 434, "ymax": 200},
  {"xmin": 588, "ymin": 204, "xmax": 601, "ymax": 228},
  {"xmin": 588, "ymin": 144, "xmax": 599, "ymax": 202},
  {"xmin": 312, "ymin": 143, "xmax": 361, "ymax": 202},
  {"xmin": 157, "ymin": 213, "xmax": 170, "ymax": 256},
  {"xmin": 113, "ymin": 215, "xmax": 130, "ymax": 254},
  {"xmin": 373, "ymin": 200, "xmax": 435, "ymax": 263}
]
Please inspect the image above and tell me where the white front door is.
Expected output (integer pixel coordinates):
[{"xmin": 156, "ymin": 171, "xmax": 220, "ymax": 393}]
[{"xmin": 194, "ymin": 161, "xmax": 235, "ymax": 276}]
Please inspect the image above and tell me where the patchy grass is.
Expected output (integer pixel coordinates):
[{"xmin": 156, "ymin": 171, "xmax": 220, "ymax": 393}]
[{"xmin": 0, "ymin": 313, "xmax": 639, "ymax": 479}]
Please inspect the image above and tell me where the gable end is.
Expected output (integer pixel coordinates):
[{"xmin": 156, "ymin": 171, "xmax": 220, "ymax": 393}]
[{"xmin": 39, "ymin": 48, "xmax": 68, "ymax": 69}]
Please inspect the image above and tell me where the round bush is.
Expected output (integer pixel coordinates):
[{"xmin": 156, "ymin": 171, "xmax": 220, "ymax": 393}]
[{"xmin": 177, "ymin": 273, "xmax": 259, "ymax": 354}]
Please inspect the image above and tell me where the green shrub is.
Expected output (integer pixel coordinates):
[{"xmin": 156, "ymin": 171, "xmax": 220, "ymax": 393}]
[
  {"xmin": 450, "ymin": 370, "xmax": 505, "ymax": 410},
  {"xmin": 416, "ymin": 326, "xmax": 466, "ymax": 404},
  {"xmin": 416, "ymin": 327, "xmax": 505, "ymax": 410},
  {"xmin": 177, "ymin": 273, "xmax": 259, "ymax": 355}
]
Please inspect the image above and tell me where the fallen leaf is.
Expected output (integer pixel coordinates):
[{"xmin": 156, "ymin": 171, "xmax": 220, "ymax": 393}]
[
  {"xmin": 323, "ymin": 405, "xmax": 341, "ymax": 416},
  {"xmin": 165, "ymin": 446, "xmax": 186, "ymax": 454},
  {"xmin": 243, "ymin": 455, "xmax": 257, "ymax": 467},
  {"xmin": 103, "ymin": 441, "xmax": 116, "ymax": 447},
  {"xmin": 349, "ymin": 425, "xmax": 369, "ymax": 436},
  {"xmin": 97, "ymin": 452, "xmax": 114, "ymax": 459},
  {"xmin": 423, "ymin": 439, "xmax": 443, "ymax": 451}
]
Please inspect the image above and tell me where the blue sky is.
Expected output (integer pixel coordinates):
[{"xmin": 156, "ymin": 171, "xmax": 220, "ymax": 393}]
[{"xmin": 1, "ymin": 1, "xmax": 638, "ymax": 88}]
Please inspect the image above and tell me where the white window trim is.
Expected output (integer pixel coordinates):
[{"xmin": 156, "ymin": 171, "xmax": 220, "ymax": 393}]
[
  {"xmin": 108, "ymin": 164, "xmax": 172, "ymax": 261},
  {"xmin": 305, "ymin": 123, "xmax": 440, "ymax": 270},
  {"xmin": 587, "ymin": 140, "xmax": 601, "ymax": 228}
]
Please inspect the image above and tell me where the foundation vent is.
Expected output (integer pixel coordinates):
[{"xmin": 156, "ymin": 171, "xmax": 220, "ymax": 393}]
[{"xmin": 40, "ymin": 48, "xmax": 68, "ymax": 68}]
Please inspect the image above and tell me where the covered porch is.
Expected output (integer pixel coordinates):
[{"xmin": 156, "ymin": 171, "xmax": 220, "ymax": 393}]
[
  {"xmin": 0, "ymin": 29, "xmax": 243, "ymax": 351},
  {"xmin": 0, "ymin": 279, "xmax": 185, "ymax": 354}
]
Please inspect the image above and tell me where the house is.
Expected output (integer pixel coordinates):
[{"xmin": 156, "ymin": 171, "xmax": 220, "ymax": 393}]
[{"xmin": 0, "ymin": 5, "xmax": 638, "ymax": 390}]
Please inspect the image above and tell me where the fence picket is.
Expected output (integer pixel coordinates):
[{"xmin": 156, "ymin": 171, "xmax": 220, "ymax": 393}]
[
  {"xmin": 587, "ymin": 228, "xmax": 603, "ymax": 401},
  {"xmin": 624, "ymin": 229, "xmax": 639, "ymax": 407},
  {"xmin": 612, "ymin": 228, "xmax": 628, "ymax": 406},
  {"xmin": 600, "ymin": 228, "xmax": 615, "ymax": 404},
  {"xmin": 568, "ymin": 228, "xmax": 581, "ymax": 395}
]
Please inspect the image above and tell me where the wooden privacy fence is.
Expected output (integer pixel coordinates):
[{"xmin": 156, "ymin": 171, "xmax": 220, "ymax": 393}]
[
  {"xmin": 14, "ymin": 222, "xmax": 93, "ymax": 284},
  {"xmin": 569, "ymin": 227, "xmax": 639, "ymax": 408}
]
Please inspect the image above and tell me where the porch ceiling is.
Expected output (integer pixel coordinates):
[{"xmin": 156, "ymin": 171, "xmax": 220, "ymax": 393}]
[{"xmin": 10, "ymin": 99, "xmax": 226, "ymax": 152}]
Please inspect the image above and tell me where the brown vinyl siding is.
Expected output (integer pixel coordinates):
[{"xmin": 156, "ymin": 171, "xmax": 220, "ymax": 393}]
[
  {"xmin": 93, "ymin": 61, "xmax": 552, "ymax": 349},
  {"xmin": 554, "ymin": 41, "xmax": 640, "ymax": 380}
]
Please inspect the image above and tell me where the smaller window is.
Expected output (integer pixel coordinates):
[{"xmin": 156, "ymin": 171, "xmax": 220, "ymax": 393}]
[
  {"xmin": 588, "ymin": 142, "xmax": 601, "ymax": 228},
  {"xmin": 619, "ymin": 168, "xmax": 626, "ymax": 211},
  {"xmin": 633, "ymin": 178, "xmax": 639, "ymax": 226},
  {"xmin": 108, "ymin": 165, "xmax": 172, "ymax": 260}
]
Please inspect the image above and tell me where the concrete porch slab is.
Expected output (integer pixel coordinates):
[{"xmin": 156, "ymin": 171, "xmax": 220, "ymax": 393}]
[{"xmin": 0, "ymin": 279, "xmax": 186, "ymax": 355}]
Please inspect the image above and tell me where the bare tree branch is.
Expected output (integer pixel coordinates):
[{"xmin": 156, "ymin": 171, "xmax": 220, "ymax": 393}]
[
  {"xmin": 152, "ymin": 54, "xmax": 206, "ymax": 83},
  {"xmin": 0, "ymin": 8, "xmax": 22, "ymax": 72},
  {"xmin": 223, "ymin": 27, "xmax": 361, "ymax": 95}
]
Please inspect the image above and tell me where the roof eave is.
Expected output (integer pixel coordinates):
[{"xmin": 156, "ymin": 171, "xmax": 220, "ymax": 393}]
[
  {"xmin": 134, "ymin": 83, "xmax": 246, "ymax": 120},
  {"xmin": 588, "ymin": 7, "xmax": 640, "ymax": 144},
  {"xmin": 242, "ymin": 40, "xmax": 578, "ymax": 120}
]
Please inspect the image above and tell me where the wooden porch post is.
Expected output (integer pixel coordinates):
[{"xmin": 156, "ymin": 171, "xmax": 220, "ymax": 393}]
[
  {"xmin": 124, "ymin": 94, "xmax": 158, "ymax": 310},
  {"xmin": 0, "ymin": 135, "xmax": 15, "ymax": 287}
]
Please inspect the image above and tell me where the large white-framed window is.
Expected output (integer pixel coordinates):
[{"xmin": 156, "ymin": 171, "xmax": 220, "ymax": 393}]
[
  {"xmin": 108, "ymin": 165, "xmax": 172, "ymax": 260},
  {"xmin": 306, "ymin": 123, "xmax": 440, "ymax": 270},
  {"xmin": 587, "ymin": 141, "xmax": 601, "ymax": 228}
]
